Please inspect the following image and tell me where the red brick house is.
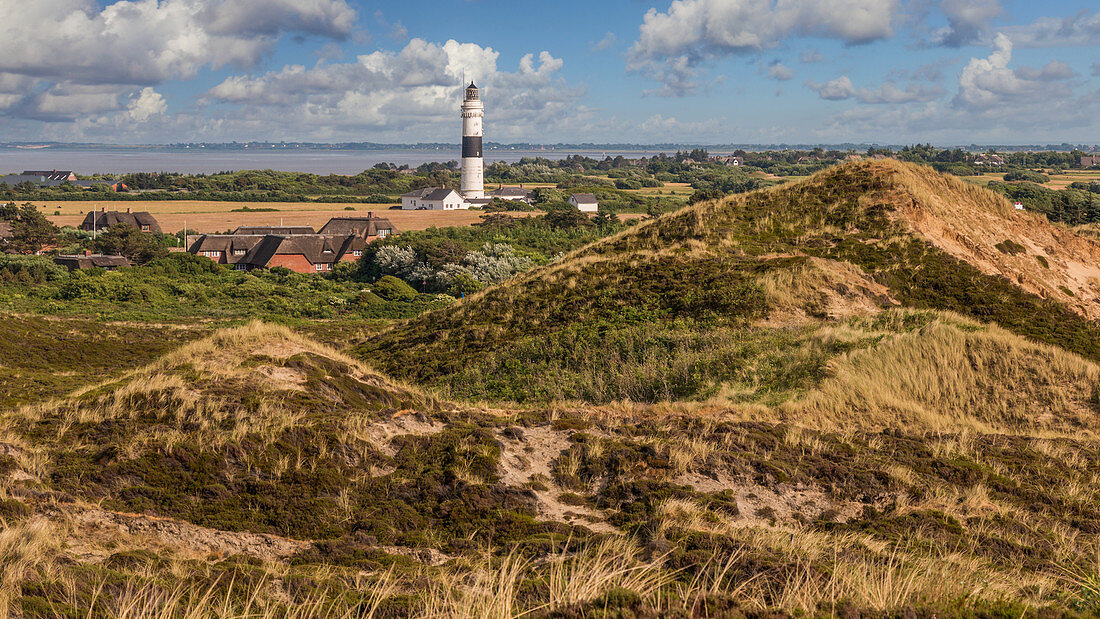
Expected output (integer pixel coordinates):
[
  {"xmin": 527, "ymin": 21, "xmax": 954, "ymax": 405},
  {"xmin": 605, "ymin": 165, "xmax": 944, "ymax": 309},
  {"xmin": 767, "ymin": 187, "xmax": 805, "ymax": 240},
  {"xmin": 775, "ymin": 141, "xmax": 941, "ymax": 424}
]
[
  {"xmin": 187, "ymin": 215, "xmax": 393, "ymax": 274},
  {"xmin": 239, "ymin": 234, "xmax": 367, "ymax": 273},
  {"xmin": 186, "ymin": 235, "xmax": 267, "ymax": 268}
]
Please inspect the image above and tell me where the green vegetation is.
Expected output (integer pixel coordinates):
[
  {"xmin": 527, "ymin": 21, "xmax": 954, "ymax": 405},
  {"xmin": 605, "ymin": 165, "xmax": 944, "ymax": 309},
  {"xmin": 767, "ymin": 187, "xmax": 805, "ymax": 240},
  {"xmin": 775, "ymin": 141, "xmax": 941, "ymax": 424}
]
[
  {"xmin": 0, "ymin": 252, "xmax": 450, "ymax": 321},
  {"xmin": 3, "ymin": 158, "xmax": 1100, "ymax": 617},
  {"xmin": 989, "ymin": 179, "xmax": 1100, "ymax": 225},
  {"xmin": 2, "ymin": 323, "xmax": 1098, "ymax": 615},
  {"xmin": 0, "ymin": 202, "xmax": 60, "ymax": 254},
  {"xmin": 357, "ymin": 212, "xmax": 631, "ymax": 293},
  {"xmin": 358, "ymin": 160, "xmax": 1100, "ymax": 404}
]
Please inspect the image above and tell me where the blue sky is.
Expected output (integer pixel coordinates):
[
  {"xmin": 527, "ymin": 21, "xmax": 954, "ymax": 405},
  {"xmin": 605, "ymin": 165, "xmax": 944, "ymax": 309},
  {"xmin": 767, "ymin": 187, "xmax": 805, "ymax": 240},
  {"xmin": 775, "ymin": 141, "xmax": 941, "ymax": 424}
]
[{"xmin": 0, "ymin": 0, "xmax": 1097, "ymax": 145}]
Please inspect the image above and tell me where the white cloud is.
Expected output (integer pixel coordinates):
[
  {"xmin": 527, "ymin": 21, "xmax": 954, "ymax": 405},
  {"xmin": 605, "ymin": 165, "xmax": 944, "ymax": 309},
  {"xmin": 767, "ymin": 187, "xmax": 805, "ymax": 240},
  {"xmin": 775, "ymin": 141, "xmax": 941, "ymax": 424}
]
[
  {"xmin": 954, "ymin": 33, "xmax": 1072, "ymax": 109},
  {"xmin": 1002, "ymin": 10, "xmax": 1100, "ymax": 48},
  {"xmin": 767, "ymin": 61, "xmax": 794, "ymax": 80},
  {"xmin": 0, "ymin": 0, "xmax": 356, "ymax": 87},
  {"xmin": 204, "ymin": 39, "xmax": 581, "ymax": 141},
  {"xmin": 1013, "ymin": 60, "xmax": 1075, "ymax": 81},
  {"xmin": 807, "ymin": 75, "xmax": 857, "ymax": 100},
  {"xmin": 127, "ymin": 88, "xmax": 167, "ymax": 122},
  {"xmin": 201, "ymin": 0, "xmax": 354, "ymax": 38},
  {"xmin": 628, "ymin": 0, "xmax": 899, "ymax": 93},
  {"xmin": 806, "ymin": 75, "xmax": 944, "ymax": 103},
  {"xmin": 815, "ymin": 31, "xmax": 1097, "ymax": 143},
  {"xmin": 933, "ymin": 0, "xmax": 1002, "ymax": 47},
  {"xmin": 0, "ymin": 0, "xmax": 356, "ymax": 122}
]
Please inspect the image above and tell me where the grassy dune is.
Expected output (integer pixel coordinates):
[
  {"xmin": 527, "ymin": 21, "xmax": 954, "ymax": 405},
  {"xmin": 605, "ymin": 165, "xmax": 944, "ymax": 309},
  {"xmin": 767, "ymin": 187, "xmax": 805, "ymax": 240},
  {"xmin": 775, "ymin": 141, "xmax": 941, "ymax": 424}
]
[
  {"xmin": 0, "ymin": 321, "xmax": 1098, "ymax": 615},
  {"xmin": 3, "ymin": 161, "xmax": 1100, "ymax": 616},
  {"xmin": 358, "ymin": 160, "xmax": 1100, "ymax": 409}
]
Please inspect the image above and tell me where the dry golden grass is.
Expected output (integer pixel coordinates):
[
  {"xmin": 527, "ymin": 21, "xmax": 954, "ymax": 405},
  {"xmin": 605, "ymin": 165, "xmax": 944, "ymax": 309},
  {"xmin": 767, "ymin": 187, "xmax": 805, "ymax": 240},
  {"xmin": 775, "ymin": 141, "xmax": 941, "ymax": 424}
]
[
  {"xmin": 1, "ymin": 321, "xmax": 436, "ymax": 470},
  {"xmin": 37, "ymin": 201, "xmax": 502, "ymax": 233},
  {"xmin": 783, "ymin": 313, "xmax": 1100, "ymax": 435},
  {"xmin": 758, "ymin": 257, "xmax": 895, "ymax": 323},
  {"xmin": 655, "ymin": 499, "xmax": 1052, "ymax": 614}
]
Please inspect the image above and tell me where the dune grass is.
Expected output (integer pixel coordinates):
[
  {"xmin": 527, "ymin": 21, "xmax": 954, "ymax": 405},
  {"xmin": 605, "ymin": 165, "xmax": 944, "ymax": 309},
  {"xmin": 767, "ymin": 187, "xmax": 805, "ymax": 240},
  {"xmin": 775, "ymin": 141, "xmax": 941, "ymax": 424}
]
[{"xmin": 358, "ymin": 160, "xmax": 1100, "ymax": 413}]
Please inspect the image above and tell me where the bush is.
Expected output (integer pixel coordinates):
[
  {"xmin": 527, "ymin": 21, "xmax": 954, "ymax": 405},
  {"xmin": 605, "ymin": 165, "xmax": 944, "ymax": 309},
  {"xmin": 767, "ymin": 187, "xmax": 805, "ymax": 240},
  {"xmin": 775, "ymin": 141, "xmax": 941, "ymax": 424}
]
[
  {"xmin": 1004, "ymin": 170, "xmax": 1050, "ymax": 184},
  {"xmin": 0, "ymin": 255, "xmax": 67, "ymax": 283},
  {"xmin": 371, "ymin": 275, "xmax": 417, "ymax": 302}
]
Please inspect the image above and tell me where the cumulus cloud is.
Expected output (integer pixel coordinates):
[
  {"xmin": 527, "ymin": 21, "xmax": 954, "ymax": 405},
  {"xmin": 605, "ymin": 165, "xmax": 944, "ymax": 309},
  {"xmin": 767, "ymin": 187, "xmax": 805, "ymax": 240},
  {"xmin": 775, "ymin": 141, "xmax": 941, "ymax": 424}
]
[
  {"xmin": 628, "ymin": 0, "xmax": 899, "ymax": 93},
  {"xmin": 0, "ymin": 0, "xmax": 356, "ymax": 122},
  {"xmin": 806, "ymin": 75, "xmax": 944, "ymax": 103},
  {"xmin": 933, "ymin": 0, "xmax": 1002, "ymax": 47},
  {"xmin": 954, "ymin": 33, "xmax": 1073, "ymax": 109},
  {"xmin": 816, "ymin": 28, "xmax": 1097, "ymax": 143},
  {"xmin": 206, "ymin": 39, "xmax": 582, "ymax": 141},
  {"xmin": 127, "ymin": 88, "xmax": 167, "ymax": 122},
  {"xmin": 0, "ymin": 0, "xmax": 356, "ymax": 86}
]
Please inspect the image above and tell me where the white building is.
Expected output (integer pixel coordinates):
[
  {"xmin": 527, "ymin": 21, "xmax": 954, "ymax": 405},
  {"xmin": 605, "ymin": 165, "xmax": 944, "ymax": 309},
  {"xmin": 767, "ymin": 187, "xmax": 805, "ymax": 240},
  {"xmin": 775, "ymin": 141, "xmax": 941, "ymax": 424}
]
[
  {"xmin": 570, "ymin": 193, "xmax": 599, "ymax": 213},
  {"xmin": 401, "ymin": 187, "xmax": 466, "ymax": 210},
  {"xmin": 460, "ymin": 82, "xmax": 484, "ymax": 199}
]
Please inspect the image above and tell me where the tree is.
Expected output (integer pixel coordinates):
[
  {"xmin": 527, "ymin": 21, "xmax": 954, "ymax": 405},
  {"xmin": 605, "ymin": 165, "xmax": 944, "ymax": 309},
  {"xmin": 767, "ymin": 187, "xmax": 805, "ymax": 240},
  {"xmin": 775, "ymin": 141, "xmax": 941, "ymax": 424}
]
[
  {"xmin": 543, "ymin": 204, "xmax": 591, "ymax": 230},
  {"xmin": 93, "ymin": 224, "xmax": 168, "ymax": 264},
  {"xmin": 0, "ymin": 202, "xmax": 59, "ymax": 254},
  {"xmin": 593, "ymin": 207, "xmax": 621, "ymax": 228}
]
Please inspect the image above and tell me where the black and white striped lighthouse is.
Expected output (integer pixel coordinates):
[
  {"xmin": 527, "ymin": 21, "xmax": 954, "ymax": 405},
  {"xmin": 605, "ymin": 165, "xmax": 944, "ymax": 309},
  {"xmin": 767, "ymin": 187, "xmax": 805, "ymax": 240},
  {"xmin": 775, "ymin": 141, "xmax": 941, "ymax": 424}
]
[{"xmin": 460, "ymin": 82, "xmax": 484, "ymax": 199}]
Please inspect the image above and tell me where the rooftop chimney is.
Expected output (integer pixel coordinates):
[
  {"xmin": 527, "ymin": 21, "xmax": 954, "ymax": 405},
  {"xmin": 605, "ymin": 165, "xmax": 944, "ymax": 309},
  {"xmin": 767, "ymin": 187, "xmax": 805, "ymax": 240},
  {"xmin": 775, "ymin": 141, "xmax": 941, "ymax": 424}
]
[
  {"xmin": 126, "ymin": 207, "xmax": 131, "ymax": 213},
  {"xmin": 367, "ymin": 211, "xmax": 373, "ymax": 218}
]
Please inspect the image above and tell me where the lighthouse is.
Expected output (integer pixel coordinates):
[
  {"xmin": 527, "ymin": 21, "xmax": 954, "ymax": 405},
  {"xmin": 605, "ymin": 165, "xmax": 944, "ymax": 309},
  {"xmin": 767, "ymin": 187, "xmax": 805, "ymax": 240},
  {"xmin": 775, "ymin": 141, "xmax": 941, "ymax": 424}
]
[{"xmin": 460, "ymin": 82, "xmax": 484, "ymax": 199}]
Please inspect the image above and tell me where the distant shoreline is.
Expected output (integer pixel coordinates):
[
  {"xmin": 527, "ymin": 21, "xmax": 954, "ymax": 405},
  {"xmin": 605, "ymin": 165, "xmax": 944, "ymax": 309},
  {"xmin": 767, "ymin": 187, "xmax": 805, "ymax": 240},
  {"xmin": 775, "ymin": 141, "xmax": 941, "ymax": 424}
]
[{"xmin": 3, "ymin": 142, "xmax": 1096, "ymax": 153}]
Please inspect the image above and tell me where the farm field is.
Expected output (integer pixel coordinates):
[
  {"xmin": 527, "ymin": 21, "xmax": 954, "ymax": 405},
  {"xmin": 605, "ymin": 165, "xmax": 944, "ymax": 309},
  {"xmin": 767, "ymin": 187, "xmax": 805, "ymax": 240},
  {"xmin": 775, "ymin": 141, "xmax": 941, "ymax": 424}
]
[
  {"xmin": 34, "ymin": 199, "xmax": 647, "ymax": 233},
  {"xmin": 961, "ymin": 168, "xmax": 1100, "ymax": 189},
  {"xmin": 37, "ymin": 201, "xmax": 499, "ymax": 233}
]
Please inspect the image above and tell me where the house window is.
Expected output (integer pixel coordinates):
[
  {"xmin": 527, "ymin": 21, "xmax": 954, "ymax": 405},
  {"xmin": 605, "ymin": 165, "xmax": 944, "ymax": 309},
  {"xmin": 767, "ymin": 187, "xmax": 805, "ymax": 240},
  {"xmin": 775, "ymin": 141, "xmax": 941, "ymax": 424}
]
[
  {"xmin": 378, "ymin": 229, "xmax": 390, "ymax": 237},
  {"xmin": 315, "ymin": 263, "xmax": 323, "ymax": 271},
  {"xmin": 235, "ymin": 264, "xmax": 246, "ymax": 271},
  {"xmin": 233, "ymin": 249, "xmax": 245, "ymax": 256},
  {"xmin": 141, "ymin": 225, "xmax": 150, "ymax": 231},
  {"xmin": 352, "ymin": 250, "xmax": 363, "ymax": 256}
]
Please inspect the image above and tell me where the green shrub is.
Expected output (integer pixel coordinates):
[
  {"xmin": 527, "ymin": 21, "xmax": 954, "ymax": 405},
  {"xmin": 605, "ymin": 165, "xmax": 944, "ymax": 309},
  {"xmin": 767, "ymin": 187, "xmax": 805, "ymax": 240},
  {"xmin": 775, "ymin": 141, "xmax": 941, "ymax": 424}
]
[
  {"xmin": 1004, "ymin": 170, "xmax": 1050, "ymax": 184},
  {"xmin": 0, "ymin": 255, "xmax": 67, "ymax": 283},
  {"xmin": 371, "ymin": 276, "xmax": 417, "ymax": 302},
  {"xmin": 994, "ymin": 239, "xmax": 1027, "ymax": 255}
]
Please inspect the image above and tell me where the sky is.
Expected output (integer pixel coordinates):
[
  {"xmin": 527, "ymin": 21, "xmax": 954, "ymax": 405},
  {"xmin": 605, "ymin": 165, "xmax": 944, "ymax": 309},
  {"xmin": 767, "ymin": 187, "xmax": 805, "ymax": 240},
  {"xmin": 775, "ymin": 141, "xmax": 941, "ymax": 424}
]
[{"xmin": 0, "ymin": 0, "xmax": 1097, "ymax": 145}]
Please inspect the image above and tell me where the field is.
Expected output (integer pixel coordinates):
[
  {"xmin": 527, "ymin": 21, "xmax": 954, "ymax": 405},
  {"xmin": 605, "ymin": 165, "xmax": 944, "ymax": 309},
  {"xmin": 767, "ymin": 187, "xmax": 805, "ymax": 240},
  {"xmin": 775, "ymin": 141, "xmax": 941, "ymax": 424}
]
[
  {"xmin": 35, "ymin": 199, "xmax": 649, "ymax": 233},
  {"xmin": 961, "ymin": 168, "xmax": 1100, "ymax": 189},
  {"xmin": 36, "ymin": 201, "xmax": 491, "ymax": 233}
]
